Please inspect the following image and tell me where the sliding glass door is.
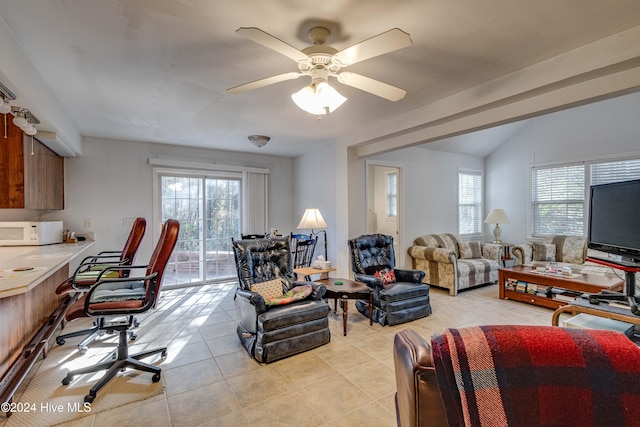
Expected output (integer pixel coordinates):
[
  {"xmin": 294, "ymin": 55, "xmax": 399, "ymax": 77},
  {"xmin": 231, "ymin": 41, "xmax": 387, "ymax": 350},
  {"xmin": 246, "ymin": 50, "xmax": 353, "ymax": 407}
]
[{"xmin": 160, "ymin": 173, "xmax": 240, "ymax": 286}]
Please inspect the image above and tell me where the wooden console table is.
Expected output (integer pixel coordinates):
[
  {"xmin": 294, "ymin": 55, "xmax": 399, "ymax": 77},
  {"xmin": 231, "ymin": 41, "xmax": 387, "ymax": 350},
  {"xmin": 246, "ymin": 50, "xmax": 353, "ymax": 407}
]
[{"xmin": 499, "ymin": 265, "xmax": 623, "ymax": 310}]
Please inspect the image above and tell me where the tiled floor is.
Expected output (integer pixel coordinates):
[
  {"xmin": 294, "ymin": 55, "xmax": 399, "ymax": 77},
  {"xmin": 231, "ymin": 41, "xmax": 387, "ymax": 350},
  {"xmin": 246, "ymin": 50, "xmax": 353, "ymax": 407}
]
[{"xmin": 4, "ymin": 281, "xmax": 553, "ymax": 427}]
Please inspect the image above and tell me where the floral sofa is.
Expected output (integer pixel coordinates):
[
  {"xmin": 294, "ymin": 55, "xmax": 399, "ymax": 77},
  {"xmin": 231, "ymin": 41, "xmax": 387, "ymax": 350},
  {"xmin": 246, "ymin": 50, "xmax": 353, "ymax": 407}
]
[{"xmin": 407, "ymin": 233, "xmax": 502, "ymax": 296}]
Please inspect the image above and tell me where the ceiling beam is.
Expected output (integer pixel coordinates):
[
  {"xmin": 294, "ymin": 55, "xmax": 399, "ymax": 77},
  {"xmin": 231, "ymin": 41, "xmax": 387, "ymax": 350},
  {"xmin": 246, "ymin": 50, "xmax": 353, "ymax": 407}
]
[{"xmin": 347, "ymin": 25, "xmax": 640, "ymax": 158}]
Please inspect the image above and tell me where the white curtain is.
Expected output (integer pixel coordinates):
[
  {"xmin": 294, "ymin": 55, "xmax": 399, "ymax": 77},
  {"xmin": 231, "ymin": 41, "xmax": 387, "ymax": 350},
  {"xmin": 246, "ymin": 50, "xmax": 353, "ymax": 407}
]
[{"xmin": 243, "ymin": 171, "xmax": 268, "ymax": 234}]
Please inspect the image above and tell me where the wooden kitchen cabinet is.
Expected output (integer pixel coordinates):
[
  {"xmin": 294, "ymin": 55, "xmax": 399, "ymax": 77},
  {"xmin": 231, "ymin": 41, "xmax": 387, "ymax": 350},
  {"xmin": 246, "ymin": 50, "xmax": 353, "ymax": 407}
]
[{"xmin": 0, "ymin": 115, "xmax": 64, "ymax": 209}]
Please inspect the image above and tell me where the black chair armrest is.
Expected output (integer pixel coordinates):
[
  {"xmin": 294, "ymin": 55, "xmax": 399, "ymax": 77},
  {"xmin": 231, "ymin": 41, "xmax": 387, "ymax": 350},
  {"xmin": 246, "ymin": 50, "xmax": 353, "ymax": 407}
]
[
  {"xmin": 394, "ymin": 268, "xmax": 426, "ymax": 283},
  {"xmin": 84, "ymin": 272, "xmax": 159, "ymax": 316},
  {"xmin": 293, "ymin": 281, "xmax": 326, "ymax": 300},
  {"xmin": 235, "ymin": 288, "xmax": 267, "ymax": 314},
  {"xmin": 354, "ymin": 273, "xmax": 384, "ymax": 289}
]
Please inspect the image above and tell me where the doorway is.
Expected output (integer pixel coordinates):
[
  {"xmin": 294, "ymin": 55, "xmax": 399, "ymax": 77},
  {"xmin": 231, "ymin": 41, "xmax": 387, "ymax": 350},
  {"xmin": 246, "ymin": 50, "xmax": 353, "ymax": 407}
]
[
  {"xmin": 159, "ymin": 173, "xmax": 241, "ymax": 287},
  {"xmin": 366, "ymin": 162, "xmax": 402, "ymax": 264}
]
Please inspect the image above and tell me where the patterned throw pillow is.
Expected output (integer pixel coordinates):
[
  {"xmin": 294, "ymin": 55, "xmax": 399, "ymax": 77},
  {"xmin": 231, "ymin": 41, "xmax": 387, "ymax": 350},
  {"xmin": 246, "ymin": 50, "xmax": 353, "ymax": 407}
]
[
  {"xmin": 251, "ymin": 278, "xmax": 285, "ymax": 300},
  {"xmin": 264, "ymin": 284, "xmax": 313, "ymax": 306},
  {"xmin": 459, "ymin": 241, "xmax": 482, "ymax": 259},
  {"xmin": 533, "ymin": 243, "xmax": 556, "ymax": 262},
  {"xmin": 365, "ymin": 265, "xmax": 396, "ymax": 285}
]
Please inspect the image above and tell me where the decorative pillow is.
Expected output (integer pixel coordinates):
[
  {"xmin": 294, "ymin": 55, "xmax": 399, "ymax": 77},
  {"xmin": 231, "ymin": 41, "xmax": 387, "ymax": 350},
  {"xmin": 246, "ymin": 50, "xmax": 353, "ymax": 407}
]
[
  {"xmin": 459, "ymin": 241, "xmax": 482, "ymax": 259},
  {"xmin": 365, "ymin": 264, "xmax": 396, "ymax": 285},
  {"xmin": 264, "ymin": 284, "xmax": 313, "ymax": 306},
  {"xmin": 251, "ymin": 278, "xmax": 285, "ymax": 300},
  {"xmin": 533, "ymin": 243, "xmax": 556, "ymax": 262}
]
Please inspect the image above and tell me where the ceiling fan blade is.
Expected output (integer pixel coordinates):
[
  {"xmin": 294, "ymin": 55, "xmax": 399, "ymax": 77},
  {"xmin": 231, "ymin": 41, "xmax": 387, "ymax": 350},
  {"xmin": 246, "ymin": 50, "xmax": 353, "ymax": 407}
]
[
  {"xmin": 337, "ymin": 72, "xmax": 406, "ymax": 101},
  {"xmin": 236, "ymin": 27, "xmax": 308, "ymax": 62},
  {"xmin": 227, "ymin": 72, "xmax": 304, "ymax": 94},
  {"xmin": 334, "ymin": 28, "xmax": 412, "ymax": 66}
]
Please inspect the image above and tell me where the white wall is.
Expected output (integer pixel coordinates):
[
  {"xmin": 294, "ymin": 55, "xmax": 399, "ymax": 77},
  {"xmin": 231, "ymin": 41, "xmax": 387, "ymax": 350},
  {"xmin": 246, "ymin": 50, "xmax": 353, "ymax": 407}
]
[
  {"xmin": 485, "ymin": 91, "xmax": 640, "ymax": 245},
  {"xmin": 62, "ymin": 137, "xmax": 295, "ymax": 268},
  {"xmin": 346, "ymin": 146, "xmax": 484, "ymax": 268},
  {"xmin": 293, "ymin": 144, "xmax": 337, "ymax": 267}
]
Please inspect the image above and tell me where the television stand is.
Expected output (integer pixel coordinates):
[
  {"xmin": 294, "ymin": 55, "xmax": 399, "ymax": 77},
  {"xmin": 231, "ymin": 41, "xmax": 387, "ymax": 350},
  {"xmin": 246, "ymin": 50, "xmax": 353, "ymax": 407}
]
[{"xmin": 585, "ymin": 257, "xmax": 640, "ymax": 316}]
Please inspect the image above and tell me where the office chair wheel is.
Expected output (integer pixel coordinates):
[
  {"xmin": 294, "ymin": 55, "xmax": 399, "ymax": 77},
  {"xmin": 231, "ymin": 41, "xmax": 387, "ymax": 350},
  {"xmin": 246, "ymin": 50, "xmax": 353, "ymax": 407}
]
[
  {"xmin": 62, "ymin": 374, "xmax": 73, "ymax": 385},
  {"xmin": 161, "ymin": 349, "xmax": 168, "ymax": 358},
  {"xmin": 152, "ymin": 373, "xmax": 161, "ymax": 383},
  {"xmin": 133, "ymin": 318, "xmax": 140, "ymax": 327},
  {"xmin": 128, "ymin": 331, "xmax": 137, "ymax": 340},
  {"xmin": 84, "ymin": 393, "xmax": 95, "ymax": 404},
  {"xmin": 56, "ymin": 337, "xmax": 66, "ymax": 345}
]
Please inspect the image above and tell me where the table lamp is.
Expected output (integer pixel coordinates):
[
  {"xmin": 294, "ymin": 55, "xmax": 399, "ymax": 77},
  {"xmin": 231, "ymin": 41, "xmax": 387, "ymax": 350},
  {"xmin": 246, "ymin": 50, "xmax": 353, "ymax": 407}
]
[
  {"xmin": 484, "ymin": 209, "xmax": 510, "ymax": 243},
  {"xmin": 296, "ymin": 208, "xmax": 328, "ymax": 260}
]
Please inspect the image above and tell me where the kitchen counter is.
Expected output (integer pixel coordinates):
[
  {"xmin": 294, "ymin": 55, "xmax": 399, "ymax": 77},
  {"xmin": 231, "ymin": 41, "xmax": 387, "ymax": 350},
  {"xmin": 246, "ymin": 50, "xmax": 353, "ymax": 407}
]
[{"xmin": 0, "ymin": 240, "xmax": 95, "ymax": 299}]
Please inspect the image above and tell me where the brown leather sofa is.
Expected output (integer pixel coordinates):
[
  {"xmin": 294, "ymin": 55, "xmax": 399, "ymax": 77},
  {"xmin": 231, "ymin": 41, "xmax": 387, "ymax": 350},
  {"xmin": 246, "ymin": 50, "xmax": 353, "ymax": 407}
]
[
  {"xmin": 394, "ymin": 327, "xmax": 640, "ymax": 427},
  {"xmin": 393, "ymin": 329, "xmax": 447, "ymax": 427}
]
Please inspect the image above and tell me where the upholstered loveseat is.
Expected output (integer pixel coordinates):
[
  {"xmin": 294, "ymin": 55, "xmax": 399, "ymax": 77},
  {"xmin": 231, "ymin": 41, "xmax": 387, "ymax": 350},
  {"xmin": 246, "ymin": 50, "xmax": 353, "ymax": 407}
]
[
  {"xmin": 407, "ymin": 234, "xmax": 502, "ymax": 296},
  {"xmin": 511, "ymin": 235, "xmax": 612, "ymax": 275}
]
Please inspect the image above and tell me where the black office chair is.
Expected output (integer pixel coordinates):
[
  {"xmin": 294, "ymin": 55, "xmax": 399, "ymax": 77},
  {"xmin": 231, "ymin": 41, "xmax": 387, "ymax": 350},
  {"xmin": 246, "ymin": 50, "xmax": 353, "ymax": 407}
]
[
  {"xmin": 56, "ymin": 217, "xmax": 147, "ymax": 353},
  {"xmin": 61, "ymin": 219, "xmax": 179, "ymax": 403}
]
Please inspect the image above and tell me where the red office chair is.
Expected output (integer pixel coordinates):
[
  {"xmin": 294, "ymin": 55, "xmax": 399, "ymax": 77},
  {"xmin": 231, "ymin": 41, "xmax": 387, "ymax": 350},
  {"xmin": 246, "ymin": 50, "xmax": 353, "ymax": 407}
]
[
  {"xmin": 61, "ymin": 219, "xmax": 179, "ymax": 403},
  {"xmin": 55, "ymin": 217, "xmax": 147, "ymax": 352}
]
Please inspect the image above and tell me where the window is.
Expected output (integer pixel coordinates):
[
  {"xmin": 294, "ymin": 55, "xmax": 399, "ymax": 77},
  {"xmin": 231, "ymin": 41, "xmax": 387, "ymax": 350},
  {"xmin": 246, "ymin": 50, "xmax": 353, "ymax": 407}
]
[
  {"xmin": 531, "ymin": 164, "xmax": 585, "ymax": 237},
  {"xmin": 530, "ymin": 156, "xmax": 640, "ymax": 237},
  {"xmin": 458, "ymin": 170, "xmax": 482, "ymax": 235},
  {"xmin": 160, "ymin": 174, "xmax": 241, "ymax": 286},
  {"xmin": 386, "ymin": 172, "xmax": 397, "ymax": 217}
]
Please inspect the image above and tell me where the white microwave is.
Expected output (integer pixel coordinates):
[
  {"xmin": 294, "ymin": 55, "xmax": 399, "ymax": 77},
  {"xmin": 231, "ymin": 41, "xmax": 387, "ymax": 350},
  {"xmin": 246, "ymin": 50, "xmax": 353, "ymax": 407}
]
[{"xmin": 0, "ymin": 221, "xmax": 64, "ymax": 246}]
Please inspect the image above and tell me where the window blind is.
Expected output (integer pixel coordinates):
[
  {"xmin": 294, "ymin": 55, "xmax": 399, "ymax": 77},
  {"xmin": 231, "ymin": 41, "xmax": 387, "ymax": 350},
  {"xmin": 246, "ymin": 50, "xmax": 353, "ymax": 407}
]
[
  {"xmin": 591, "ymin": 158, "xmax": 640, "ymax": 185},
  {"xmin": 531, "ymin": 164, "xmax": 584, "ymax": 236},
  {"xmin": 459, "ymin": 171, "xmax": 482, "ymax": 235}
]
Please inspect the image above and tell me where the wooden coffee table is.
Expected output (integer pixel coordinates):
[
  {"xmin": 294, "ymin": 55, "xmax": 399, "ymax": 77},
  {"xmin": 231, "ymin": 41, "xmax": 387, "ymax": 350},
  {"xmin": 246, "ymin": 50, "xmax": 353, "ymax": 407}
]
[
  {"xmin": 317, "ymin": 278, "xmax": 373, "ymax": 336},
  {"xmin": 499, "ymin": 265, "xmax": 623, "ymax": 309}
]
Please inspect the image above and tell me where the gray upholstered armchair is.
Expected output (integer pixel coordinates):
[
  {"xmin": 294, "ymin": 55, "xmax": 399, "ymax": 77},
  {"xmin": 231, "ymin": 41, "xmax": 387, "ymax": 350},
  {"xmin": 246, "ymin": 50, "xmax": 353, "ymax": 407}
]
[
  {"xmin": 348, "ymin": 234, "xmax": 431, "ymax": 326},
  {"xmin": 232, "ymin": 236, "xmax": 330, "ymax": 363}
]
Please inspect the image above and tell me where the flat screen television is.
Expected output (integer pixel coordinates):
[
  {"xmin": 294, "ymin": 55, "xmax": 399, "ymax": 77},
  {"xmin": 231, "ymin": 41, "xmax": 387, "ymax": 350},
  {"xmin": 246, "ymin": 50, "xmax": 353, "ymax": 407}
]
[{"xmin": 588, "ymin": 178, "xmax": 640, "ymax": 264}]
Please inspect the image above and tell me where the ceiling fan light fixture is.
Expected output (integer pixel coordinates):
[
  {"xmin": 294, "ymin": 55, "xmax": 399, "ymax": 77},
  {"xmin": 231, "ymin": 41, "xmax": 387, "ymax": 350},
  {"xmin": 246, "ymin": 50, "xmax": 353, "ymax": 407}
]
[{"xmin": 291, "ymin": 81, "xmax": 347, "ymax": 116}]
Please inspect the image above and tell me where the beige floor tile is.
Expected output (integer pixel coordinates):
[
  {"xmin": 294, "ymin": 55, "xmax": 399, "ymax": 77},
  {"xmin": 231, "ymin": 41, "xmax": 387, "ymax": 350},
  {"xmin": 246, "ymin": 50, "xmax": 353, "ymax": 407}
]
[
  {"xmin": 205, "ymin": 334, "xmax": 244, "ymax": 357},
  {"xmin": 214, "ymin": 350, "xmax": 261, "ymax": 378},
  {"xmin": 342, "ymin": 360, "xmax": 397, "ymax": 400},
  {"xmin": 299, "ymin": 374, "xmax": 375, "ymax": 422},
  {"xmin": 241, "ymin": 394, "xmax": 324, "ymax": 426},
  {"xmin": 226, "ymin": 367, "xmax": 291, "ymax": 407},
  {"xmin": 323, "ymin": 400, "xmax": 396, "ymax": 426},
  {"xmin": 164, "ymin": 358, "xmax": 225, "ymax": 396},
  {"xmin": 93, "ymin": 395, "xmax": 170, "ymax": 427},
  {"xmin": 315, "ymin": 343, "xmax": 375, "ymax": 372},
  {"xmin": 167, "ymin": 382, "xmax": 241, "ymax": 427},
  {"xmin": 161, "ymin": 340, "xmax": 213, "ymax": 369}
]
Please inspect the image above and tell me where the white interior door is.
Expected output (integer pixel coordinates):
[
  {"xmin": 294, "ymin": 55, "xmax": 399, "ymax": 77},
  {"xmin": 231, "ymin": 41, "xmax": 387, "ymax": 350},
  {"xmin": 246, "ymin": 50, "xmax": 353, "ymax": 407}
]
[{"xmin": 366, "ymin": 162, "xmax": 402, "ymax": 265}]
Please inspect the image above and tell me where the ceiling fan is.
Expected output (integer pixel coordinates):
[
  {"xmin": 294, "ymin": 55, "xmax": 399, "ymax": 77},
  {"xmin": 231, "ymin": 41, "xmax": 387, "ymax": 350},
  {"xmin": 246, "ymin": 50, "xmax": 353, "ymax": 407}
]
[{"xmin": 226, "ymin": 25, "xmax": 412, "ymax": 115}]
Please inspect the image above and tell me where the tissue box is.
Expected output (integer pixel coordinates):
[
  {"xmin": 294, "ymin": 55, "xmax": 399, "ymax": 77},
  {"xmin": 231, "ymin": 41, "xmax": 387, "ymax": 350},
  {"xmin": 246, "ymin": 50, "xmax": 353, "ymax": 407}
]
[{"xmin": 314, "ymin": 260, "xmax": 332, "ymax": 269}]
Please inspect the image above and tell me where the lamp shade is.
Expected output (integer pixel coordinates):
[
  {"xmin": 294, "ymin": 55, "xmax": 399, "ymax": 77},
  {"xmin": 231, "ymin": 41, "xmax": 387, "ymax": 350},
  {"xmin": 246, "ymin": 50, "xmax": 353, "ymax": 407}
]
[
  {"xmin": 291, "ymin": 81, "xmax": 346, "ymax": 115},
  {"xmin": 296, "ymin": 208, "xmax": 327, "ymax": 229},
  {"xmin": 484, "ymin": 209, "xmax": 510, "ymax": 224}
]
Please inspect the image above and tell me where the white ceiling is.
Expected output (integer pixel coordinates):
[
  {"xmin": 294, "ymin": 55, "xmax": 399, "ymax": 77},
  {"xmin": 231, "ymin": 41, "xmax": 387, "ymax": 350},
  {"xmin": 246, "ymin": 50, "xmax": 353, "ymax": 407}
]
[{"xmin": 1, "ymin": 0, "xmax": 640, "ymax": 157}]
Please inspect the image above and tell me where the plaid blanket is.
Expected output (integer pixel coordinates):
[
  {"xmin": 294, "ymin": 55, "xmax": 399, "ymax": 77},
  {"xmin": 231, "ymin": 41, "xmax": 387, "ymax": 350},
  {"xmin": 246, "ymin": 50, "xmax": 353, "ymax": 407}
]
[{"xmin": 431, "ymin": 325, "xmax": 640, "ymax": 427}]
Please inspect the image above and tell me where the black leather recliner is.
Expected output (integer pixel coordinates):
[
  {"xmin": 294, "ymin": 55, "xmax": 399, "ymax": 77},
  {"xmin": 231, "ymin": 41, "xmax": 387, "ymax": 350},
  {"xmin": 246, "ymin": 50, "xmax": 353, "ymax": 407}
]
[
  {"xmin": 232, "ymin": 236, "xmax": 331, "ymax": 363},
  {"xmin": 349, "ymin": 234, "xmax": 431, "ymax": 326}
]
